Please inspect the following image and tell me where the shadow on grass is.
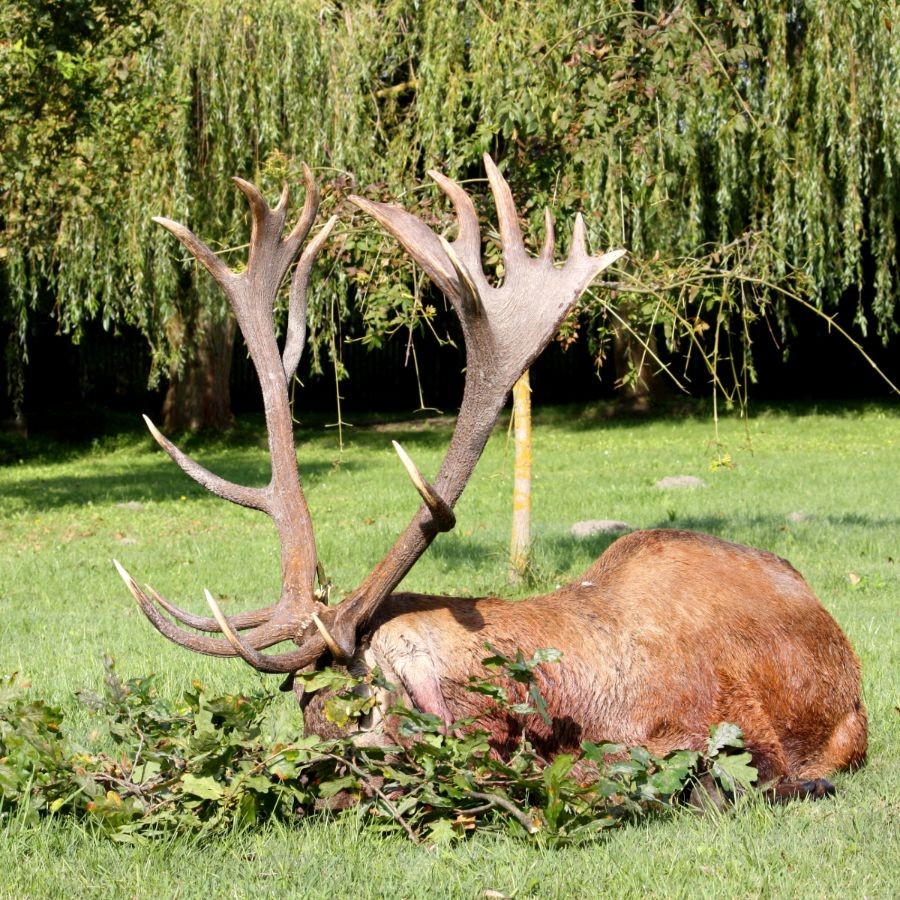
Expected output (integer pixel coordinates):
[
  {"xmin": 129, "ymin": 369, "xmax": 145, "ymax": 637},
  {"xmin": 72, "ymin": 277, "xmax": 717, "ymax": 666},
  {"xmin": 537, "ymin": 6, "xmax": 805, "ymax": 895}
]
[
  {"xmin": 516, "ymin": 515, "xmax": 899, "ymax": 585},
  {"xmin": 3, "ymin": 399, "xmax": 896, "ymax": 468},
  {"xmin": 528, "ymin": 397, "xmax": 899, "ymax": 435},
  {"xmin": 1, "ymin": 412, "xmax": 457, "ymax": 465},
  {"xmin": 1, "ymin": 457, "xmax": 360, "ymax": 513},
  {"xmin": 428, "ymin": 533, "xmax": 504, "ymax": 570},
  {"xmin": 426, "ymin": 531, "xmax": 626, "ymax": 589},
  {"xmin": 654, "ymin": 513, "xmax": 900, "ymax": 535}
]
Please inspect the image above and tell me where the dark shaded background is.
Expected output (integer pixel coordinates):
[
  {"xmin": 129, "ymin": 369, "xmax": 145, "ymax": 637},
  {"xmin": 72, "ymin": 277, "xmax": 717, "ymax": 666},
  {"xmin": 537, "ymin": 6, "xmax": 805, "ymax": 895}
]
[{"xmin": 6, "ymin": 294, "xmax": 897, "ymax": 442}]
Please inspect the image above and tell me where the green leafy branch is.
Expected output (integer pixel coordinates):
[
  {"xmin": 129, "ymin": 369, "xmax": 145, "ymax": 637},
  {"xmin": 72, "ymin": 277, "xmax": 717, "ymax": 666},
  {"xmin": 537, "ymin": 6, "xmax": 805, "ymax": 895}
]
[{"xmin": 0, "ymin": 653, "xmax": 756, "ymax": 845}]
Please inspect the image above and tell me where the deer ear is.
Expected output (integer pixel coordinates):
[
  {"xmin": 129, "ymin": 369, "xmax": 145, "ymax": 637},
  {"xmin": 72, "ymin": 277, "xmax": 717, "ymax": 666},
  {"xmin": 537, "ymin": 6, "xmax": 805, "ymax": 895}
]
[{"xmin": 348, "ymin": 196, "xmax": 462, "ymax": 303}]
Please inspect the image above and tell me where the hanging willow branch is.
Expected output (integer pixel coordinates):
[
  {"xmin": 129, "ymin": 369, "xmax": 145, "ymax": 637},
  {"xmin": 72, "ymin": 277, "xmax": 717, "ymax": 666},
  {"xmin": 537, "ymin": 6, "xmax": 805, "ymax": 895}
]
[{"xmin": 1, "ymin": 0, "xmax": 897, "ymax": 395}]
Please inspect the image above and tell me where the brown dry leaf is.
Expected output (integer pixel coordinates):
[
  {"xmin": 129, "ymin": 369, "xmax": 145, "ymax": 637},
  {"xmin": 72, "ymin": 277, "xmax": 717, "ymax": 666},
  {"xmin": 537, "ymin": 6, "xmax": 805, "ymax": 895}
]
[{"xmin": 847, "ymin": 572, "xmax": 862, "ymax": 585}]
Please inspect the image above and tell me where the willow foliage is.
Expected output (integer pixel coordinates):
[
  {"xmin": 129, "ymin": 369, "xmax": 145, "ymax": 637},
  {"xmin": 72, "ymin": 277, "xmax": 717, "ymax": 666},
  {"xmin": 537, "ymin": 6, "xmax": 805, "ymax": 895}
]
[{"xmin": 2, "ymin": 0, "xmax": 897, "ymax": 394}]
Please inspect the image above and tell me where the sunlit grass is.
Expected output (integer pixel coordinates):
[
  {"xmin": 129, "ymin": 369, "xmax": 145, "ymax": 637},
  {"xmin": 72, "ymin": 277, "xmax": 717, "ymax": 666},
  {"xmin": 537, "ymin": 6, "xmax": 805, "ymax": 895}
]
[{"xmin": 0, "ymin": 401, "xmax": 897, "ymax": 898}]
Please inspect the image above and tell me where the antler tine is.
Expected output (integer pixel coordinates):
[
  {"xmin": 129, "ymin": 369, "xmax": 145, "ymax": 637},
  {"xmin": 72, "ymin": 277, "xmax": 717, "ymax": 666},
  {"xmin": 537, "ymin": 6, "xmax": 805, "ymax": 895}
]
[
  {"xmin": 205, "ymin": 590, "xmax": 327, "ymax": 671},
  {"xmin": 392, "ymin": 440, "xmax": 456, "ymax": 532},
  {"xmin": 483, "ymin": 154, "xmax": 526, "ymax": 266},
  {"xmin": 284, "ymin": 164, "xmax": 321, "ymax": 249},
  {"xmin": 310, "ymin": 612, "xmax": 347, "ymax": 661},
  {"xmin": 438, "ymin": 236, "xmax": 481, "ymax": 316},
  {"xmin": 427, "ymin": 169, "xmax": 481, "ymax": 261},
  {"xmin": 233, "ymin": 177, "xmax": 288, "ymax": 258},
  {"xmin": 283, "ymin": 214, "xmax": 338, "ymax": 382},
  {"xmin": 561, "ymin": 215, "xmax": 628, "ymax": 281},
  {"xmin": 541, "ymin": 208, "xmax": 556, "ymax": 262},
  {"xmin": 147, "ymin": 584, "xmax": 273, "ymax": 632},
  {"xmin": 565, "ymin": 245, "xmax": 628, "ymax": 286},
  {"xmin": 569, "ymin": 212, "xmax": 589, "ymax": 263},
  {"xmin": 114, "ymin": 560, "xmax": 293, "ymax": 656},
  {"xmin": 204, "ymin": 590, "xmax": 278, "ymax": 670},
  {"xmin": 274, "ymin": 182, "xmax": 290, "ymax": 216},
  {"xmin": 152, "ymin": 217, "xmax": 235, "ymax": 292},
  {"xmin": 143, "ymin": 415, "xmax": 268, "ymax": 512},
  {"xmin": 348, "ymin": 195, "xmax": 460, "ymax": 302}
]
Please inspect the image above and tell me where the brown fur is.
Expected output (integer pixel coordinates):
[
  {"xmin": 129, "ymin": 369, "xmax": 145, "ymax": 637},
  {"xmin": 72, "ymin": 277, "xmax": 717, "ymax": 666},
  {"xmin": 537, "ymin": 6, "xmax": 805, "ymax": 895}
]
[{"xmin": 351, "ymin": 529, "xmax": 866, "ymax": 789}]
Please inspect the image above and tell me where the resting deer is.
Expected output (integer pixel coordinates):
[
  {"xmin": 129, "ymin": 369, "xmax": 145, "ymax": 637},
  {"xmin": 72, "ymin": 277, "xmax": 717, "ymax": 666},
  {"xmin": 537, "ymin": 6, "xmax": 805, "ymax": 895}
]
[{"xmin": 115, "ymin": 158, "xmax": 867, "ymax": 799}]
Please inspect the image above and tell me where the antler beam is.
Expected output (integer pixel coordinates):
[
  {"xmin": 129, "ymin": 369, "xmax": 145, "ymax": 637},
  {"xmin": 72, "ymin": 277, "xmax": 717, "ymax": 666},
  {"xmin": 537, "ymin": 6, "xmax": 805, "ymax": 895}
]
[
  {"xmin": 120, "ymin": 156, "xmax": 622, "ymax": 674},
  {"xmin": 119, "ymin": 168, "xmax": 336, "ymax": 657},
  {"xmin": 174, "ymin": 154, "xmax": 624, "ymax": 672}
]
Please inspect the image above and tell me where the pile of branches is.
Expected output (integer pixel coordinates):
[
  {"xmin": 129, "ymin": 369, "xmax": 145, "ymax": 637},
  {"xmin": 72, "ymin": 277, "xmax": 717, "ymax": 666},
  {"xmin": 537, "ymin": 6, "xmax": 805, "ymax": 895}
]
[{"xmin": 0, "ymin": 652, "xmax": 756, "ymax": 845}]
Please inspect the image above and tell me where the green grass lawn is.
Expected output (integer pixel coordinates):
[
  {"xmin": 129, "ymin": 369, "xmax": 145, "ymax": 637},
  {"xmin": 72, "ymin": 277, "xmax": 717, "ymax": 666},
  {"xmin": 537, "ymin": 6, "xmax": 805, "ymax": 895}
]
[{"xmin": 0, "ymin": 401, "xmax": 897, "ymax": 898}]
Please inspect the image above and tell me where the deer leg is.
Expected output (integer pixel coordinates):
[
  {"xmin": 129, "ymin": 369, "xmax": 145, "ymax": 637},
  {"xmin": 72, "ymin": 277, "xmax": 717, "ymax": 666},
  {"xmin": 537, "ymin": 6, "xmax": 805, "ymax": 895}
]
[
  {"xmin": 713, "ymin": 675, "xmax": 843, "ymax": 801},
  {"xmin": 767, "ymin": 778, "xmax": 836, "ymax": 802},
  {"xmin": 715, "ymin": 673, "xmax": 790, "ymax": 784},
  {"xmin": 811, "ymin": 704, "xmax": 868, "ymax": 776}
]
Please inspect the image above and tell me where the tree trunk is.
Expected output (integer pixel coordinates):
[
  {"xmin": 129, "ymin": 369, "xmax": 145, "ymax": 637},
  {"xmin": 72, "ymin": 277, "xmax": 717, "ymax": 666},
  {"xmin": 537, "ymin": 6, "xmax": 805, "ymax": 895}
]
[
  {"xmin": 508, "ymin": 369, "xmax": 532, "ymax": 584},
  {"xmin": 3, "ymin": 329, "xmax": 28, "ymax": 436},
  {"xmin": 613, "ymin": 325, "xmax": 662, "ymax": 411},
  {"xmin": 162, "ymin": 314, "xmax": 236, "ymax": 432}
]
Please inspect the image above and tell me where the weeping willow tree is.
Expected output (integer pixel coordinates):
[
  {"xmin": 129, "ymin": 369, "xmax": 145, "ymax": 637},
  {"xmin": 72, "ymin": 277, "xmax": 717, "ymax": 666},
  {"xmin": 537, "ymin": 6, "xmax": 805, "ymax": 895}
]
[{"xmin": 2, "ymin": 0, "xmax": 897, "ymax": 428}]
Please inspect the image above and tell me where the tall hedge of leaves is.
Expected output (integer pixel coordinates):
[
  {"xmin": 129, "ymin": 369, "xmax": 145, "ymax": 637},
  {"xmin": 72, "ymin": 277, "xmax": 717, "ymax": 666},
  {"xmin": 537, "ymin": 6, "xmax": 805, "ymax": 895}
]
[{"xmin": 2, "ymin": 0, "xmax": 897, "ymax": 393}]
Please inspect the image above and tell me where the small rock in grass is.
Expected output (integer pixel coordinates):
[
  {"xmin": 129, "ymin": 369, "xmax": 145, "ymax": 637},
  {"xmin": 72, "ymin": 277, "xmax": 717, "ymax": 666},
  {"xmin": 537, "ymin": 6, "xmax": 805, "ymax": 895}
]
[
  {"xmin": 116, "ymin": 501, "xmax": 145, "ymax": 510},
  {"xmin": 570, "ymin": 519, "xmax": 633, "ymax": 538},
  {"xmin": 655, "ymin": 475, "xmax": 707, "ymax": 490}
]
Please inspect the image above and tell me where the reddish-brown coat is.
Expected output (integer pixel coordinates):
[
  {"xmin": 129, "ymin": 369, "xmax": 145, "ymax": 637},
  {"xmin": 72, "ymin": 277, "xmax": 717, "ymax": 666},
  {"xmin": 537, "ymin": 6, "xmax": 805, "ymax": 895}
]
[{"xmin": 364, "ymin": 529, "xmax": 867, "ymax": 786}]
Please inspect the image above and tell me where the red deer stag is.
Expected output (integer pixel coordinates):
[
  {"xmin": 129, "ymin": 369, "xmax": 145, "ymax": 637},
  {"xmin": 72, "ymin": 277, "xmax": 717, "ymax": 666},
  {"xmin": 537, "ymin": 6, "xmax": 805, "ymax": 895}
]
[{"xmin": 115, "ymin": 158, "xmax": 866, "ymax": 799}]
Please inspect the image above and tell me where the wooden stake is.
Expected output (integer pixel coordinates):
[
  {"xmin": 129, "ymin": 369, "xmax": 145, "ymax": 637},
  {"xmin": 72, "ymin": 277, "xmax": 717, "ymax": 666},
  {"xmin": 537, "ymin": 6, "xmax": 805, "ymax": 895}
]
[{"xmin": 509, "ymin": 369, "xmax": 532, "ymax": 583}]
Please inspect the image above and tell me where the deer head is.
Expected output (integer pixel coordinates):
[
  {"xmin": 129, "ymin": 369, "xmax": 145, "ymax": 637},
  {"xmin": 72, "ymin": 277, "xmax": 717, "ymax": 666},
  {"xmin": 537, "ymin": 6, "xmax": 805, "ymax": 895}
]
[{"xmin": 115, "ymin": 155, "xmax": 625, "ymax": 674}]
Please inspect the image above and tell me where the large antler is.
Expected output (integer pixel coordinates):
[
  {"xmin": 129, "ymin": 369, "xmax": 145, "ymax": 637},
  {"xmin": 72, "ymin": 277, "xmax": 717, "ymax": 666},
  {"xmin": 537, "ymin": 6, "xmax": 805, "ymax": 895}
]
[
  {"xmin": 194, "ymin": 154, "xmax": 624, "ymax": 672},
  {"xmin": 115, "ymin": 168, "xmax": 336, "ymax": 663}
]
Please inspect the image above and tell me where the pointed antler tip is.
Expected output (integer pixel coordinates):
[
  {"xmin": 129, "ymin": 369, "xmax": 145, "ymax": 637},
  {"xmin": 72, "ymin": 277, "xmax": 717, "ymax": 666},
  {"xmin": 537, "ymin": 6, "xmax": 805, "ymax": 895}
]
[
  {"xmin": 595, "ymin": 248, "xmax": 627, "ymax": 270},
  {"xmin": 232, "ymin": 176, "xmax": 268, "ymax": 209},
  {"xmin": 141, "ymin": 414, "xmax": 164, "ymax": 444},
  {"xmin": 112, "ymin": 559, "xmax": 139, "ymax": 594},
  {"xmin": 203, "ymin": 589, "xmax": 232, "ymax": 635},
  {"xmin": 482, "ymin": 154, "xmax": 506, "ymax": 186},
  {"xmin": 347, "ymin": 194, "xmax": 375, "ymax": 213},
  {"xmin": 152, "ymin": 216, "xmax": 181, "ymax": 233},
  {"xmin": 427, "ymin": 168, "xmax": 452, "ymax": 188},
  {"xmin": 570, "ymin": 214, "xmax": 588, "ymax": 253},
  {"xmin": 311, "ymin": 612, "xmax": 346, "ymax": 661},
  {"xmin": 391, "ymin": 439, "xmax": 414, "ymax": 471},
  {"xmin": 392, "ymin": 440, "xmax": 456, "ymax": 531}
]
